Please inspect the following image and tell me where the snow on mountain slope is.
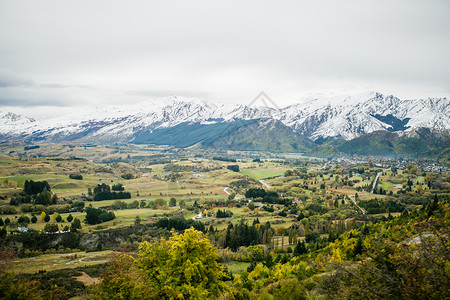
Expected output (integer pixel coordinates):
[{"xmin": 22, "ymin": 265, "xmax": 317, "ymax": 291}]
[
  {"xmin": 0, "ymin": 111, "xmax": 35, "ymax": 136},
  {"xmin": 0, "ymin": 92, "xmax": 448, "ymax": 143},
  {"xmin": 279, "ymin": 92, "xmax": 449, "ymax": 140}
]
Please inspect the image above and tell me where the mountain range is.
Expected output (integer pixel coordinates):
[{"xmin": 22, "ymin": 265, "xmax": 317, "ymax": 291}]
[{"xmin": 1, "ymin": 92, "xmax": 448, "ymax": 157}]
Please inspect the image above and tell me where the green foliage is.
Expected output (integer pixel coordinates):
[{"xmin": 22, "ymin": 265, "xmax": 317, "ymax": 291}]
[
  {"xmin": 55, "ymin": 214, "xmax": 62, "ymax": 222},
  {"xmin": 216, "ymin": 209, "xmax": 233, "ymax": 218},
  {"xmin": 85, "ymin": 207, "xmax": 116, "ymax": 225},
  {"xmin": 154, "ymin": 198, "xmax": 167, "ymax": 207},
  {"xmin": 121, "ymin": 173, "xmax": 135, "ymax": 180},
  {"xmin": 35, "ymin": 191, "xmax": 55, "ymax": 205},
  {"xmin": 169, "ymin": 197, "xmax": 177, "ymax": 207},
  {"xmin": 18, "ymin": 215, "xmax": 30, "ymax": 226},
  {"xmin": 44, "ymin": 223, "xmax": 59, "ymax": 233},
  {"xmin": 156, "ymin": 217, "xmax": 205, "ymax": 232},
  {"xmin": 69, "ymin": 174, "xmax": 83, "ymax": 180},
  {"xmin": 227, "ymin": 165, "xmax": 240, "ymax": 172},
  {"xmin": 111, "ymin": 183, "xmax": 124, "ymax": 191},
  {"xmin": 23, "ymin": 180, "xmax": 51, "ymax": 195},
  {"xmin": 93, "ymin": 183, "xmax": 131, "ymax": 201},
  {"xmin": 95, "ymin": 228, "xmax": 228, "ymax": 299},
  {"xmin": 70, "ymin": 218, "xmax": 81, "ymax": 231},
  {"xmin": 44, "ymin": 214, "xmax": 50, "ymax": 222},
  {"xmin": 0, "ymin": 206, "xmax": 17, "ymax": 214}
]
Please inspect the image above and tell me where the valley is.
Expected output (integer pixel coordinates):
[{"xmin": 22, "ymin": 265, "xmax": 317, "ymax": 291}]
[{"xmin": 0, "ymin": 142, "xmax": 448, "ymax": 299}]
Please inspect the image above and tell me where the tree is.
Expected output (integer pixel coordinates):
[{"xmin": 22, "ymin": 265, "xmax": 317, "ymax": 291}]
[
  {"xmin": 154, "ymin": 198, "xmax": 167, "ymax": 208},
  {"xmin": 227, "ymin": 165, "xmax": 240, "ymax": 172},
  {"xmin": 353, "ymin": 237, "xmax": 363, "ymax": 257},
  {"xmin": 69, "ymin": 174, "xmax": 83, "ymax": 180},
  {"xmin": 44, "ymin": 223, "xmax": 59, "ymax": 233},
  {"xmin": 23, "ymin": 180, "xmax": 51, "ymax": 195},
  {"xmin": 66, "ymin": 214, "xmax": 73, "ymax": 222},
  {"xmin": 44, "ymin": 214, "xmax": 50, "ymax": 223},
  {"xmin": 85, "ymin": 207, "xmax": 116, "ymax": 225},
  {"xmin": 169, "ymin": 198, "xmax": 177, "ymax": 207},
  {"xmin": 305, "ymin": 232, "xmax": 320, "ymax": 243},
  {"xmin": 70, "ymin": 218, "xmax": 82, "ymax": 231},
  {"xmin": 138, "ymin": 228, "xmax": 228, "ymax": 298},
  {"xmin": 111, "ymin": 183, "xmax": 124, "ymax": 191},
  {"xmin": 96, "ymin": 229, "xmax": 228, "ymax": 299},
  {"xmin": 134, "ymin": 215, "xmax": 142, "ymax": 225},
  {"xmin": 35, "ymin": 191, "xmax": 53, "ymax": 205},
  {"xmin": 55, "ymin": 214, "xmax": 62, "ymax": 222},
  {"xmin": 228, "ymin": 193, "xmax": 236, "ymax": 201},
  {"xmin": 18, "ymin": 215, "xmax": 30, "ymax": 226},
  {"xmin": 31, "ymin": 215, "xmax": 37, "ymax": 223},
  {"xmin": 0, "ymin": 218, "xmax": 3, "ymax": 226},
  {"xmin": 294, "ymin": 240, "xmax": 307, "ymax": 256},
  {"xmin": 179, "ymin": 199, "xmax": 186, "ymax": 209},
  {"xmin": 4, "ymin": 218, "xmax": 10, "ymax": 226}
]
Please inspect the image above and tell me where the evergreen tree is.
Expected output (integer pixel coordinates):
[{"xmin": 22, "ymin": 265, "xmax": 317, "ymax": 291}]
[{"xmin": 67, "ymin": 214, "xmax": 73, "ymax": 222}]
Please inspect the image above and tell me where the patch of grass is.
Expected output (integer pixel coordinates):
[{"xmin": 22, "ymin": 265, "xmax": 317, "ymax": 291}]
[
  {"xmin": 226, "ymin": 261, "xmax": 251, "ymax": 274},
  {"xmin": 240, "ymin": 168, "xmax": 287, "ymax": 180}
]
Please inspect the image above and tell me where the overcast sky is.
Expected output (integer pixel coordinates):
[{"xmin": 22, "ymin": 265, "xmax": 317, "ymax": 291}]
[{"xmin": 0, "ymin": 0, "xmax": 449, "ymax": 118}]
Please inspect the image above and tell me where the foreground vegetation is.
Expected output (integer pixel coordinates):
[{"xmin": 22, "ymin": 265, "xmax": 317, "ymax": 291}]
[{"xmin": 0, "ymin": 143, "xmax": 448, "ymax": 299}]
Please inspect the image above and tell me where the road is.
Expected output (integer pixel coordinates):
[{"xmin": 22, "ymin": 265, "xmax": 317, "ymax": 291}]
[
  {"xmin": 370, "ymin": 172, "xmax": 382, "ymax": 194},
  {"xmin": 259, "ymin": 179, "xmax": 272, "ymax": 190},
  {"xmin": 348, "ymin": 194, "xmax": 365, "ymax": 214},
  {"xmin": 223, "ymin": 187, "xmax": 232, "ymax": 195},
  {"xmin": 223, "ymin": 187, "xmax": 242, "ymax": 200}
]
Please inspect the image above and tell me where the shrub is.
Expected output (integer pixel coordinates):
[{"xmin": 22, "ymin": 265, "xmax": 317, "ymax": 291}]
[{"xmin": 69, "ymin": 174, "xmax": 83, "ymax": 180}]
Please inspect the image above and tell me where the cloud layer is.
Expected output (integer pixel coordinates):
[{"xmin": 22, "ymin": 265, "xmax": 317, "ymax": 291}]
[{"xmin": 0, "ymin": 0, "xmax": 449, "ymax": 114}]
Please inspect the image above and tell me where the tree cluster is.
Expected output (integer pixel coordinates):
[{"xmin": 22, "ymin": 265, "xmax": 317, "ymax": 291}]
[
  {"xmin": 85, "ymin": 207, "xmax": 116, "ymax": 225},
  {"xmin": 156, "ymin": 217, "xmax": 205, "ymax": 232},
  {"xmin": 92, "ymin": 183, "xmax": 131, "ymax": 201},
  {"xmin": 216, "ymin": 209, "xmax": 233, "ymax": 218}
]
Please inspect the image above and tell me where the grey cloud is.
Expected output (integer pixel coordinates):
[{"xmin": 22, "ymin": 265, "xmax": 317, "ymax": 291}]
[
  {"xmin": 128, "ymin": 90, "xmax": 211, "ymax": 99},
  {"xmin": 0, "ymin": 0, "xmax": 448, "ymax": 110},
  {"xmin": 0, "ymin": 95, "xmax": 72, "ymax": 107},
  {"xmin": 0, "ymin": 70, "xmax": 35, "ymax": 88}
]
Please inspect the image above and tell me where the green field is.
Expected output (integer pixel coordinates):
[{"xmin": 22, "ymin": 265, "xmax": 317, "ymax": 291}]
[{"xmin": 240, "ymin": 168, "xmax": 287, "ymax": 180}]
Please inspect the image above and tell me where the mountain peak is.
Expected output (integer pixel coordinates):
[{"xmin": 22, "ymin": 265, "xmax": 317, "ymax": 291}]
[{"xmin": 0, "ymin": 92, "xmax": 448, "ymax": 143}]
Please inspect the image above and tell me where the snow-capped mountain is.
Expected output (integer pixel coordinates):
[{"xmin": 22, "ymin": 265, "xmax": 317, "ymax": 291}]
[
  {"xmin": 280, "ymin": 92, "xmax": 449, "ymax": 140},
  {"xmin": 0, "ymin": 92, "xmax": 448, "ymax": 144}
]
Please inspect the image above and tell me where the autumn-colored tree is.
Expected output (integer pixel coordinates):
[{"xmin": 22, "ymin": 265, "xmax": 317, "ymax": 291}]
[{"xmin": 96, "ymin": 228, "xmax": 228, "ymax": 299}]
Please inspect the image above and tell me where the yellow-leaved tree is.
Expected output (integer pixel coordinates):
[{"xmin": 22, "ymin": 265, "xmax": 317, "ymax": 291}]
[{"xmin": 94, "ymin": 228, "xmax": 228, "ymax": 299}]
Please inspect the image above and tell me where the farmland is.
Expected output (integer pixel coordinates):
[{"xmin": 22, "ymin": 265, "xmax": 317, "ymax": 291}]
[{"xmin": 0, "ymin": 143, "xmax": 448, "ymax": 299}]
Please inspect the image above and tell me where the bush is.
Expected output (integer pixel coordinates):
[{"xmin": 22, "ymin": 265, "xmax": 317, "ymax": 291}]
[
  {"xmin": 21, "ymin": 204, "xmax": 45, "ymax": 213},
  {"xmin": 111, "ymin": 183, "xmax": 124, "ymax": 191},
  {"xmin": 227, "ymin": 165, "xmax": 240, "ymax": 172},
  {"xmin": 69, "ymin": 174, "xmax": 83, "ymax": 180},
  {"xmin": 0, "ymin": 205, "xmax": 17, "ymax": 214},
  {"xmin": 44, "ymin": 223, "xmax": 59, "ymax": 233},
  {"xmin": 121, "ymin": 173, "xmax": 134, "ymax": 180},
  {"xmin": 18, "ymin": 215, "xmax": 30, "ymax": 226}
]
